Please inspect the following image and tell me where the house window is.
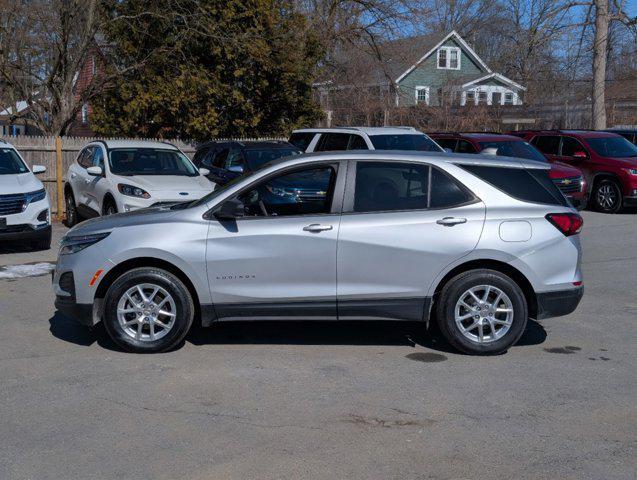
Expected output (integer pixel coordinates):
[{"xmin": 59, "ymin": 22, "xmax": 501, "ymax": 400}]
[
  {"xmin": 415, "ymin": 86, "xmax": 429, "ymax": 105},
  {"xmin": 477, "ymin": 91, "xmax": 488, "ymax": 104},
  {"xmin": 504, "ymin": 92, "xmax": 514, "ymax": 105},
  {"xmin": 91, "ymin": 55, "xmax": 97, "ymax": 75},
  {"xmin": 465, "ymin": 91, "xmax": 476, "ymax": 105},
  {"xmin": 437, "ymin": 47, "xmax": 461, "ymax": 70},
  {"xmin": 81, "ymin": 103, "xmax": 89, "ymax": 124}
]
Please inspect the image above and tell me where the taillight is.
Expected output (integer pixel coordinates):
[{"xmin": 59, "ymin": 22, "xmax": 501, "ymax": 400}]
[{"xmin": 545, "ymin": 213, "xmax": 583, "ymax": 236}]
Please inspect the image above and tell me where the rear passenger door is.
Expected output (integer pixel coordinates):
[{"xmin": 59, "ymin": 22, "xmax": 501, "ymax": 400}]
[{"xmin": 336, "ymin": 160, "xmax": 485, "ymax": 321}]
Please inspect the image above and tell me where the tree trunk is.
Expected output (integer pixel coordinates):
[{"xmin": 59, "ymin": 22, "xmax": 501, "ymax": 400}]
[{"xmin": 592, "ymin": 0, "xmax": 609, "ymax": 130}]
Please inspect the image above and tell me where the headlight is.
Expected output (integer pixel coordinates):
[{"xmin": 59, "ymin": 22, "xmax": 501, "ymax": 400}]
[
  {"xmin": 118, "ymin": 184, "xmax": 151, "ymax": 198},
  {"xmin": 22, "ymin": 189, "xmax": 46, "ymax": 211},
  {"xmin": 60, "ymin": 232, "xmax": 110, "ymax": 255},
  {"xmin": 626, "ymin": 168, "xmax": 637, "ymax": 176}
]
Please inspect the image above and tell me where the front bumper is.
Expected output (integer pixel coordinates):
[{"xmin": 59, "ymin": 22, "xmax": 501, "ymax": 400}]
[
  {"xmin": 0, "ymin": 224, "xmax": 51, "ymax": 242},
  {"xmin": 536, "ymin": 286, "xmax": 584, "ymax": 320},
  {"xmin": 623, "ymin": 196, "xmax": 637, "ymax": 208}
]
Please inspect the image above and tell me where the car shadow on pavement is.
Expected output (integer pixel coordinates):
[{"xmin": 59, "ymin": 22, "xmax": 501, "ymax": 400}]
[{"xmin": 49, "ymin": 312, "xmax": 547, "ymax": 354}]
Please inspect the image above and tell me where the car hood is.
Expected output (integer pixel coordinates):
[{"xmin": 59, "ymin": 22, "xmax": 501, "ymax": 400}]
[
  {"xmin": 67, "ymin": 206, "xmax": 182, "ymax": 236},
  {"xmin": 116, "ymin": 174, "xmax": 213, "ymax": 193},
  {"xmin": 549, "ymin": 161, "xmax": 583, "ymax": 179},
  {"xmin": 0, "ymin": 172, "xmax": 43, "ymax": 195}
]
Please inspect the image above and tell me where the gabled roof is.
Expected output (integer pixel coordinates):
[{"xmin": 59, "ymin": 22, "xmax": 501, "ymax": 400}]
[
  {"xmin": 461, "ymin": 72, "xmax": 526, "ymax": 91},
  {"xmin": 394, "ymin": 30, "xmax": 491, "ymax": 83}
]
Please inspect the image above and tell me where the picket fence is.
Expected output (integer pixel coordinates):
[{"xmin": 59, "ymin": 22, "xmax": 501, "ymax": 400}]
[{"xmin": 0, "ymin": 135, "xmax": 285, "ymax": 215}]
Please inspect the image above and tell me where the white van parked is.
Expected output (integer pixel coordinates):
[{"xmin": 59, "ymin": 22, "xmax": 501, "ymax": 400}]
[{"xmin": 0, "ymin": 139, "xmax": 51, "ymax": 249}]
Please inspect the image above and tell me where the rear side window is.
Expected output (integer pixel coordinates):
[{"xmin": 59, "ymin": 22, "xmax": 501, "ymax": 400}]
[
  {"xmin": 532, "ymin": 136, "xmax": 560, "ymax": 155},
  {"xmin": 457, "ymin": 140, "xmax": 477, "ymax": 153},
  {"xmin": 430, "ymin": 168, "xmax": 473, "ymax": 208},
  {"xmin": 289, "ymin": 132, "xmax": 316, "ymax": 151},
  {"xmin": 461, "ymin": 164, "xmax": 568, "ymax": 206},
  {"xmin": 315, "ymin": 133, "xmax": 351, "ymax": 152},
  {"xmin": 435, "ymin": 138, "xmax": 457, "ymax": 150},
  {"xmin": 348, "ymin": 135, "xmax": 368, "ymax": 150}
]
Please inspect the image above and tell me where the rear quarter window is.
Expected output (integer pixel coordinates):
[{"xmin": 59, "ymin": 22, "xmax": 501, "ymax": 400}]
[
  {"xmin": 461, "ymin": 164, "xmax": 568, "ymax": 206},
  {"xmin": 288, "ymin": 132, "xmax": 316, "ymax": 151}
]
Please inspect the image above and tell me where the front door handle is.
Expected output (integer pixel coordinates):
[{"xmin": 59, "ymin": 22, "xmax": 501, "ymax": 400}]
[
  {"xmin": 303, "ymin": 224, "xmax": 333, "ymax": 233},
  {"xmin": 436, "ymin": 217, "xmax": 467, "ymax": 226}
]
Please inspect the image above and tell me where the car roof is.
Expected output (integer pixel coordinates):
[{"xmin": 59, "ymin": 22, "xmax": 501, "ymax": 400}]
[
  {"xmin": 431, "ymin": 132, "xmax": 523, "ymax": 142},
  {"xmin": 265, "ymin": 150, "xmax": 549, "ymax": 171},
  {"xmin": 196, "ymin": 140, "xmax": 297, "ymax": 150},
  {"xmin": 514, "ymin": 129, "xmax": 620, "ymax": 139},
  {"xmin": 292, "ymin": 126, "xmax": 421, "ymax": 136},
  {"xmin": 97, "ymin": 139, "xmax": 180, "ymax": 150}
]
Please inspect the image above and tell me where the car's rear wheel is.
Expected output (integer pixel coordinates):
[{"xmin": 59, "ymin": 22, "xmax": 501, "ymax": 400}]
[
  {"xmin": 592, "ymin": 178, "xmax": 622, "ymax": 213},
  {"xmin": 65, "ymin": 190, "xmax": 79, "ymax": 227},
  {"xmin": 435, "ymin": 269, "xmax": 528, "ymax": 355},
  {"xmin": 103, "ymin": 268, "xmax": 195, "ymax": 353}
]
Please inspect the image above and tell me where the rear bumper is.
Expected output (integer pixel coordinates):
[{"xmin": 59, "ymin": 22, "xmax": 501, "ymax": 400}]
[{"xmin": 536, "ymin": 286, "xmax": 584, "ymax": 320}]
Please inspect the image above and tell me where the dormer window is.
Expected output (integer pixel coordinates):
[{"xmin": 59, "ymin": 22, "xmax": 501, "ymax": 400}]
[{"xmin": 437, "ymin": 47, "xmax": 461, "ymax": 70}]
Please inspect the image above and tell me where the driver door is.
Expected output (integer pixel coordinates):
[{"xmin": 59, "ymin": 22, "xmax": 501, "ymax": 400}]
[{"xmin": 205, "ymin": 161, "xmax": 344, "ymax": 320}]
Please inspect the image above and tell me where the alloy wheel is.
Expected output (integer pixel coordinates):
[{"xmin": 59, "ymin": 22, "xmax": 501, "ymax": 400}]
[
  {"xmin": 454, "ymin": 285, "xmax": 514, "ymax": 344},
  {"xmin": 117, "ymin": 283, "xmax": 177, "ymax": 342},
  {"xmin": 596, "ymin": 183, "xmax": 618, "ymax": 211}
]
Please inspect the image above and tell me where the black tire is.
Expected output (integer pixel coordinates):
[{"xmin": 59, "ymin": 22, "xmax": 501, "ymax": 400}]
[
  {"xmin": 435, "ymin": 269, "xmax": 528, "ymax": 355},
  {"xmin": 592, "ymin": 178, "xmax": 622, "ymax": 213},
  {"xmin": 65, "ymin": 189, "xmax": 79, "ymax": 227},
  {"xmin": 103, "ymin": 267, "xmax": 195, "ymax": 353},
  {"xmin": 103, "ymin": 199, "xmax": 118, "ymax": 216}
]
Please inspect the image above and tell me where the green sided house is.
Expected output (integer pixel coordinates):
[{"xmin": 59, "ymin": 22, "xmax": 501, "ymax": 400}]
[{"xmin": 316, "ymin": 30, "xmax": 525, "ymax": 109}]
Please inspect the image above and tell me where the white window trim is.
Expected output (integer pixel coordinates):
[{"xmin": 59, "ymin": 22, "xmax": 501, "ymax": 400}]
[
  {"xmin": 415, "ymin": 86, "xmax": 430, "ymax": 105},
  {"xmin": 81, "ymin": 103, "xmax": 89, "ymax": 124},
  {"xmin": 437, "ymin": 47, "xmax": 461, "ymax": 70}
]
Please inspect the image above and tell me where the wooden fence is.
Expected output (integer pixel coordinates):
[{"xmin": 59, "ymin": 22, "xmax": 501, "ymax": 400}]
[{"xmin": 0, "ymin": 135, "xmax": 283, "ymax": 216}]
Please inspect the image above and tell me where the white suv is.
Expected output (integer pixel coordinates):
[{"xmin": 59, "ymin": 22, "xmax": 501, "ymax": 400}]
[
  {"xmin": 64, "ymin": 140, "xmax": 214, "ymax": 226},
  {"xmin": 0, "ymin": 140, "xmax": 51, "ymax": 249},
  {"xmin": 289, "ymin": 126, "xmax": 443, "ymax": 153}
]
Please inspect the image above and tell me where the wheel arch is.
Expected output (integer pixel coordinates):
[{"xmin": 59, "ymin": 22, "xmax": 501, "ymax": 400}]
[
  {"xmin": 101, "ymin": 192, "xmax": 117, "ymax": 215},
  {"xmin": 430, "ymin": 259, "xmax": 538, "ymax": 320}
]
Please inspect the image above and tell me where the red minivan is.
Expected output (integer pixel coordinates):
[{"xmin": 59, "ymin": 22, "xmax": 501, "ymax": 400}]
[
  {"xmin": 510, "ymin": 130, "xmax": 637, "ymax": 213},
  {"xmin": 430, "ymin": 132, "xmax": 587, "ymax": 209}
]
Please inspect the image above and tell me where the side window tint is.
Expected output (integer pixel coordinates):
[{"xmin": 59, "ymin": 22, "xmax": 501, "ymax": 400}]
[
  {"xmin": 288, "ymin": 132, "xmax": 316, "ymax": 151},
  {"xmin": 461, "ymin": 164, "xmax": 568, "ymax": 206},
  {"xmin": 93, "ymin": 147, "xmax": 105, "ymax": 169},
  {"xmin": 224, "ymin": 149, "xmax": 245, "ymax": 170},
  {"xmin": 430, "ymin": 168, "xmax": 473, "ymax": 208},
  {"xmin": 457, "ymin": 140, "xmax": 476, "ymax": 153},
  {"xmin": 561, "ymin": 137, "xmax": 585, "ymax": 156},
  {"xmin": 348, "ymin": 135, "xmax": 368, "ymax": 150},
  {"xmin": 354, "ymin": 162, "xmax": 429, "ymax": 213},
  {"xmin": 316, "ymin": 133, "xmax": 350, "ymax": 152},
  {"xmin": 533, "ymin": 136, "xmax": 560, "ymax": 155},
  {"xmin": 239, "ymin": 166, "xmax": 335, "ymax": 217},
  {"xmin": 436, "ymin": 139, "xmax": 457, "ymax": 150}
]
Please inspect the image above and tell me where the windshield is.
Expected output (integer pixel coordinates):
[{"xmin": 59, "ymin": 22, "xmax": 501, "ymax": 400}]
[
  {"xmin": 109, "ymin": 148, "xmax": 199, "ymax": 176},
  {"xmin": 478, "ymin": 140, "xmax": 548, "ymax": 163},
  {"xmin": 586, "ymin": 137, "xmax": 637, "ymax": 157},
  {"xmin": 244, "ymin": 147, "xmax": 301, "ymax": 170},
  {"xmin": 369, "ymin": 134, "xmax": 442, "ymax": 152},
  {"xmin": 0, "ymin": 148, "xmax": 29, "ymax": 175}
]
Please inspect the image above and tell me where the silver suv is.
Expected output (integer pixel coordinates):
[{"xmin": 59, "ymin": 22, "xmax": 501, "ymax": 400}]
[{"xmin": 53, "ymin": 151, "xmax": 584, "ymax": 355}]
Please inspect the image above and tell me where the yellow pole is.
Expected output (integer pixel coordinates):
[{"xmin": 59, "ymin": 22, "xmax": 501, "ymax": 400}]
[{"xmin": 55, "ymin": 136, "xmax": 64, "ymax": 221}]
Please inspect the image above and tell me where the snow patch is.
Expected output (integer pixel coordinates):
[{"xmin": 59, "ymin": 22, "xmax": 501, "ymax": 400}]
[{"xmin": 0, "ymin": 262, "xmax": 55, "ymax": 279}]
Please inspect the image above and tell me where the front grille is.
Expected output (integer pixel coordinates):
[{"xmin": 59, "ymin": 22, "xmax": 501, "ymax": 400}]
[
  {"xmin": 553, "ymin": 176, "xmax": 582, "ymax": 194},
  {"xmin": 0, "ymin": 193, "xmax": 26, "ymax": 215}
]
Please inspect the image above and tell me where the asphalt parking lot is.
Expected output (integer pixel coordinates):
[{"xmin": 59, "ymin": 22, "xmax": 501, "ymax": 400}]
[{"xmin": 0, "ymin": 212, "xmax": 635, "ymax": 480}]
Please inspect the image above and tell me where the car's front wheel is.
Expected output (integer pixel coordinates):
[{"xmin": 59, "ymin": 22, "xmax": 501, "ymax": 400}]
[
  {"xmin": 65, "ymin": 190, "xmax": 79, "ymax": 227},
  {"xmin": 435, "ymin": 269, "xmax": 528, "ymax": 355},
  {"xmin": 592, "ymin": 178, "xmax": 622, "ymax": 213},
  {"xmin": 103, "ymin": 267, "xmax": 195, "ymax": 353}
]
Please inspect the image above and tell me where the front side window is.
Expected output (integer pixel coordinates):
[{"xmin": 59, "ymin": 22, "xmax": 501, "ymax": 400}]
[
  {"xmin": 93, "ymin": 147, "xmax": 105, "ymax": 169},
  {"xmin": 213, "ymin": 147, "xmax": 230, "ymax": 168},
  {"xmin": 586, "ymin": 136, "xmax": 637, "ymax": 158},
  {"xmin": 369, "ymin": 134, "xmax": 442, "ymax": 152},
  {"xmin": 109, "ymin": 148, "xmax": 198, "ymax": 176},
  {"xmin": 315, "ymin": 133, "xmax": 351, "ymax": 152},
  {"xmin": 77, "ymin": 147, "xmax": 94, "ymax": 168},
  {"xmin": 239, "ymin": 166, "xmax": 336, "ymax": 217},
  {"xmin": 561, "ymin": 137, "xmax": 587, "ymax": 157},
  {"xmin": 478, "ymin": 140, "xmax": 548, "ymax": 163},
  {"xmin": 532, "ymin": 136, "xmax": 560, "ymax": 155},
  {"xmin": 0, "ymin": 148, "xmax": 28, "ymax": 175}
]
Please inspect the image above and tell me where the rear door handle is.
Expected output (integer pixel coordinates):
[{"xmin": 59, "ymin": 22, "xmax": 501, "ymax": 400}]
[
  {"xmin": 436, "ymin": 217, "xmax": 467, "ymax": 226},
  {"xmin": 303, "ymin": 224, "xmax": 333, "ymax": 233}
]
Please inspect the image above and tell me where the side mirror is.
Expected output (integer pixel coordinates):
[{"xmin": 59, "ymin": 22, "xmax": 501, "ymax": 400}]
[
  {"xmin": 214, "ymin": 198, "xmax": 245, "ymax": 220},
  {"xmin": 86, "ymin": 166, "xmax": 103, "ymax": 176},
  {"xmin": 32, "ymin": 165, "xmax": 46, "ymax": 174},
  {"xmin": 572, "ymin": 151, "xmax": 588, "ymax": 160},
  {"xmin": 228, "ymin": 165, "xmax": 244, "ymax": 174},
  {"xmin": 481, "ymin": 147, "xmax": 499, "ymax": 156},
  {"xmin": 199, "ymin": 167, "xmax": 210, "ymax": 176}
]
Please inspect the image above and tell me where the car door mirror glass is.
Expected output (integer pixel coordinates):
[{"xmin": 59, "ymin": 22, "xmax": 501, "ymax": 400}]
[
  {"xmin": 573, "ymin": 151, "xmax": 587, "ymax": 159},
  {"xmin": 214, "ymin": 198, "xmax": 245, "ymax": 219},
  {"xmin": 228, "ymin": 165, "xmax": 244, "ymax": 174},
  {"xmin": 199, "ymin": 167, "xmax": 210, "ymax": 176},
  {"xmin": 87, "ymin": 166, "xmax": 103, "ymax": 176}
]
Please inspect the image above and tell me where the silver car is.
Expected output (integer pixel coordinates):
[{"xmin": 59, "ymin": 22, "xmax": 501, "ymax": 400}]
[{"xmin": 53, "ymin": 151, "xmax": 584, "ymax": 355}]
